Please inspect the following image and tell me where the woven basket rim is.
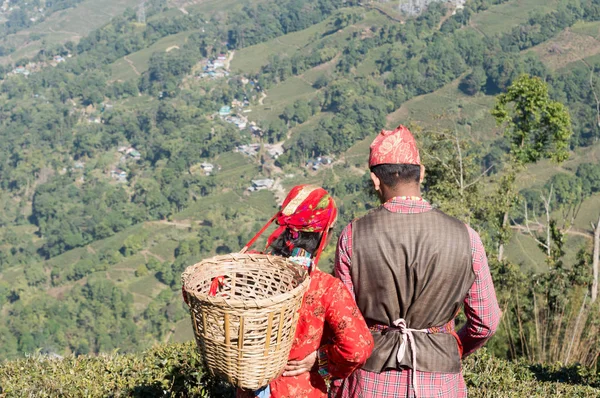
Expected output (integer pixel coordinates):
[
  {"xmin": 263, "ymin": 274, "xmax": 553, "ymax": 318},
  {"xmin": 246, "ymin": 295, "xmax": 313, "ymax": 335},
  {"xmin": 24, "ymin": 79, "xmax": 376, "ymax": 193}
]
[{"xmin": 182, "ymin": 253, "xmax": 310, "ymax": 309}]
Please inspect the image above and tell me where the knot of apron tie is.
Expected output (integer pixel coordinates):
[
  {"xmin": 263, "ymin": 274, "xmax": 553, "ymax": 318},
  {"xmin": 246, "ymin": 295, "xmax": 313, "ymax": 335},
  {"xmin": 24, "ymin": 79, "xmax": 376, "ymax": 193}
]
[{"xmin": 391, "ymin": 318, "xmax": 429, "ymax": 398}]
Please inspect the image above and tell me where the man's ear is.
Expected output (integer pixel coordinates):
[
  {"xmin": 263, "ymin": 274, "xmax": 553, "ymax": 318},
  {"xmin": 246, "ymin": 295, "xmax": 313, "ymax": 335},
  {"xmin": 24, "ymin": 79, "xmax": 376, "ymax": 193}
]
[
  {"xmin": 370, "ymin": 171, "xmax": 381, "ymax": 192},
  {"xmin": 419, "ymin": 164, "xmax": 426, "ymax": 184}
]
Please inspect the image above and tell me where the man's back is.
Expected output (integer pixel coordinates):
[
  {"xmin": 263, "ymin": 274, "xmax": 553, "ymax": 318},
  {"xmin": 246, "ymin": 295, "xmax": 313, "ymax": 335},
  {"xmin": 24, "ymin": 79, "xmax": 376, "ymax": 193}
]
[
  {"xmin": 333, "ymin": 197, "xmax": 500, "ymax": 398},
  {"xmin": 352, "ymin": 207, "xmax": 475, "ymax": 374},
  {"xmin": 332, "ymin": 125, "xmax": 500, "ymax": 397}
]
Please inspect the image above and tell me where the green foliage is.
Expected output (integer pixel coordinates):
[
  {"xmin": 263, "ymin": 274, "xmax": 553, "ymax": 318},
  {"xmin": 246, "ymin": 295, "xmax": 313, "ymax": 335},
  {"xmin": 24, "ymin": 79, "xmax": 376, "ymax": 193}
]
[
  {"xmin": 459, "ymin": 67, "xmax": 487, "ymax": 96},
  {"xmin": 577, "ymin": 163, "xmax": 600, "ymax": 196},
  {"xmin": 135, "ymin": 264, "xmax": 149, "ymax": 277},
  {"xmin": 122, "ymin": 233, "xmax": 148, "ymax": 257},
  {"xmin": 0, "ymin": 342, "xmax": 234, "ymax": 397},
  {"xmin": 493, "ymin": 75, "xmax": 573, "ymax": 165},
  {"xmin": 1, "ymin": 345, "xmax": 599, "ymax": 397},
  {"xmin": 0, "ymin": 278, "xmax": 141, "ymax": 360},
  {"xmin": 24, "ymin": 264, "xmax": 48, "ymax": 287},
  {"xmin": 463, "ymin": 349, "xmax": 600, "ymax": 397}
]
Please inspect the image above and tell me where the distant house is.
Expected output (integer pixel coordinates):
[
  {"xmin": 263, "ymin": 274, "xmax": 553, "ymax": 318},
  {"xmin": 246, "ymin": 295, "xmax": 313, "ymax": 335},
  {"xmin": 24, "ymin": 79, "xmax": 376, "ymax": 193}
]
[
  {"xmin": 213, "ymin": 60, "xmax": 225, "ymax": 69},
  {"xmin": 217, "ymin": 54, "xmax": 227, "ymax": 61},
  {"xmin": 110, "ymin": 169, "xmax": 127, "ymax": 182},
  {"xmin": 200, "ymin": 162, "xmax": 214, "ymax": 175},
  {"xmin": 13, "ymin": 67, "xmax": 29, "ymax": 76},
  {"xmin": 236, "ymin": 144, "xmax": 260, "ymax": 157},
  {"xmin": 250, "ymin": 125, "xmax": 263, "ymax": 137},
  {"xmin": 249, "ymin": 178, "xmax": 274, "ymax": 191},
  {"xmin": 128, "ymin": 150, "xmax": 141, "ymax": 160},
  {"xmin": 267, "ymin": 146, "xmax": 284, "ymax": 159},
  {"xmin": 74, "ymin": 161, "xmax": 85, "ymax": 170},
  {"xmin": 306, "ymin": 159, "xmax": 320, "ymax": 171},
  {"xmin": 320, "ymin": 156, "xmax": 333, "ymax": 165},
  {"xmin": 230, "ymin": 117, "xmax": 246, "ymax": 129},
  {"xmin": 219, "ymin": 106, "xmax": 231, "ymax": 116},
  {"xmin": 53, "ymin": 55, "xmax": 65, "ymax": 63},
  {"xmin": 224, "ymin": 114, "xmax": 249, "ymax": 130},
  {"xmin": 306, "ymin": 156, "xmax": 334, "ymax": 171}
]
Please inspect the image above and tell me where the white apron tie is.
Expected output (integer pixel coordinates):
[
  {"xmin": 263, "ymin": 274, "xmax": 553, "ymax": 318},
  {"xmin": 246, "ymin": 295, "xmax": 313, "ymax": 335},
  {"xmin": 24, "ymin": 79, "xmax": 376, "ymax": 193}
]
[{"xmin": 392, "ymin": 318, "xmax": 429, "ymax": 398}]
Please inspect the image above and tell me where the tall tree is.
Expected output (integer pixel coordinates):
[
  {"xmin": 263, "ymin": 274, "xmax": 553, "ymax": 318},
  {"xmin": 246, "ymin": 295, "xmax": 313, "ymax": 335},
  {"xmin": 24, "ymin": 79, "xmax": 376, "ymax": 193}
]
[
  {"xmin": 491, "ymin": 74, "xmax": 573, "ymax": 261},
  {"xmin": 593, "ymin": 215, "xmax": 600, "ymax": 302}
]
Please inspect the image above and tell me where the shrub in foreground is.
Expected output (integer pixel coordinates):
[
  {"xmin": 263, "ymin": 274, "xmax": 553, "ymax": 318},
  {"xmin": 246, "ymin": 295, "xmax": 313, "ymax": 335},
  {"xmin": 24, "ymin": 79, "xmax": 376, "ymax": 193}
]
[{"xmin": 1, "ymin": 343, "xmax": 599, "ymax": 397}]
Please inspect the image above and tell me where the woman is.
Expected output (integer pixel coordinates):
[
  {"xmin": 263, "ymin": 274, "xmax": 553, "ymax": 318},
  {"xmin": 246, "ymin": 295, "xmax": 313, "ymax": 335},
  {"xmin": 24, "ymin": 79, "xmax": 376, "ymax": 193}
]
[{"xmin": 238, "ymin": 185, "xmax": 373, "ymax": 398}]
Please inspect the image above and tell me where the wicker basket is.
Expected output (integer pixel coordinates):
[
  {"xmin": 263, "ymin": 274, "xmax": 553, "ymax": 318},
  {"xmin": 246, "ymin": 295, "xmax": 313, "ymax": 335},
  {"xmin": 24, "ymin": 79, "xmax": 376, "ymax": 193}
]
[{"xmin": 181, "ymin": 253, "xmax": 310, "ymax": 390}]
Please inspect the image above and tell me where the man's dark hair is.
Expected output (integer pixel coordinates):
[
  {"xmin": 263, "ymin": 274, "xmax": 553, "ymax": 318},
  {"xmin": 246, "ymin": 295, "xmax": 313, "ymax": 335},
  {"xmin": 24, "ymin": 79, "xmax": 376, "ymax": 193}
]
[
  {"xmin": 370, "ymin": 164, "xmax": 421, "ymax": 188},
  {"xmin": 269, "ymin": 229, "xmax": 321, "ymax": 258}
]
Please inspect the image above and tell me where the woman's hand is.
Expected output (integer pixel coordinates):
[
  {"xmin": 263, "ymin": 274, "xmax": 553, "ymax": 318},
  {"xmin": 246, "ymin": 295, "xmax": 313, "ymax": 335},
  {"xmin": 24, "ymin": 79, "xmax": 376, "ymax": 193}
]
[{"xmin": 282, "ymin": 350, "xmax": 317, "ymax": 377}]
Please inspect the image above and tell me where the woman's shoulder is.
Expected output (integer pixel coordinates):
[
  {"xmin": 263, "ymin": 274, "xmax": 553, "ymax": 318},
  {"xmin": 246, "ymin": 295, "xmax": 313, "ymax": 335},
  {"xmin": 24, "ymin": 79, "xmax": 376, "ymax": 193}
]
[{"xmin": 309, "ymin": 269, "xmax": 344, "ymax": 291}]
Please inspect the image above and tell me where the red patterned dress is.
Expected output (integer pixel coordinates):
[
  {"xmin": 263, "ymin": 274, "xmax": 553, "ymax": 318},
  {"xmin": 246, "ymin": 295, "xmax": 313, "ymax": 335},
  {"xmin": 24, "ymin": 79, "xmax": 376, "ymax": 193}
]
[{"xmin": 238, "ymin": 269, "xmax": 374, "ymax": 398}]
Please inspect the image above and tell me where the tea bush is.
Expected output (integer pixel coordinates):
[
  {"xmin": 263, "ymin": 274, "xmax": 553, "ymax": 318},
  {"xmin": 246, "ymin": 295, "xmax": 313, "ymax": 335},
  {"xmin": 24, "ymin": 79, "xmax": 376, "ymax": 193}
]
[{"xmin": 1, "ymin": 343, "xmax": 599, "ymax": 397}]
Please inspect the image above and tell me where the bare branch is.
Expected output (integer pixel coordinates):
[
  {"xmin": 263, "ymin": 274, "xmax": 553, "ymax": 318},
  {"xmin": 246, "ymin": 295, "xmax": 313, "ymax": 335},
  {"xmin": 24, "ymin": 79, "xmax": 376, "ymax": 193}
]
[
  {"xmin": 464, "ymin": 164, "xmax": 495, "ymax": 189},
  {"xmin": 453, "ymin": 125, "xmax": 465, "ymax": 198},
  {"xmin": 541, "ymin": 185, "xmax": 554, "ymax": 257},
  {"xmin": 420, "ymin": 151, "xmax": 461, "ymax": 188},
  {"xmin": 512, "ymin": 200, "xmax": 549, "ymax": 250}
]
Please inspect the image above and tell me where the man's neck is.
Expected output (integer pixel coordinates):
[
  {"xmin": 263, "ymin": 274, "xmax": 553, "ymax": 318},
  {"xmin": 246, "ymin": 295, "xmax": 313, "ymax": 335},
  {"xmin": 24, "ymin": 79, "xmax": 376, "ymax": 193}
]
[{"xmin": 381, "ymin": 185, "xmax": 421, "ymax": 203}]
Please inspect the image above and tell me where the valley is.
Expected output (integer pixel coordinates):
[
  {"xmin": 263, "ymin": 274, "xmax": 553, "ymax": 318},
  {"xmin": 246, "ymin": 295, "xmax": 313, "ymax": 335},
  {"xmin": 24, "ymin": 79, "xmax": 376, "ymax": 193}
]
[{"xmin": 0, "ymin": 2, "xmax": 598, "ymax": 392}]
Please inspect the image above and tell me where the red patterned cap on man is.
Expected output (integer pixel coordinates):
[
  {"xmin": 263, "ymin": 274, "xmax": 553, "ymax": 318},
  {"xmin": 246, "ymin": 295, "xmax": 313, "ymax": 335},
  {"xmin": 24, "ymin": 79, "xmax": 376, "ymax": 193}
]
[{"xmin": 369, "ymin": 125, "xmax": 420, "ymax": 167}]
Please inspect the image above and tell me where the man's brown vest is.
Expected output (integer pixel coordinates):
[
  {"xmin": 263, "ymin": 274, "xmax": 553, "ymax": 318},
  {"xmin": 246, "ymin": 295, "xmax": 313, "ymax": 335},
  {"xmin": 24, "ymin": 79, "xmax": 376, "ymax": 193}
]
[{"xmin": 351, "ymin": 206, "xmax": 475, "ymax": 373}]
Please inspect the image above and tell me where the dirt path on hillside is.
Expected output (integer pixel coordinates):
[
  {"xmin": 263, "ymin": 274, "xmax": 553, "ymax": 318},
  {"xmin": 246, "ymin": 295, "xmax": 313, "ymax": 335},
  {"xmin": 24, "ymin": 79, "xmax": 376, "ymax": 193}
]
[
  {"xmin": 362, "ymin": 4, "xmax": 403, "ymax": 23},
  {"xmin": 164, "ymin": 328, "xmax": 176, "ymax": 343},
  {"xmin": 272, "ymin": 178, "xmax": 286, "ymax": 204},
  {"xmin": 225, "ymin": 50, "xmax": 235, "ymax": 70},
  {"xmin": 124, "ymin": 56, "xmax": 141, "ymax": 76},
  {"xmin": 141, "ymin": 249, "xmax": 165, "ymax": 262},
  {"xmin": 151, "ymin": 219, "xmax": 195, "ymax": 228},
  {"xmin": 48, "ymin": 27, "xmax": 82, "ymax": 38},
  {"xmin": 47, "ymin": 277, "xmax": 87, "ymax": 299},
  {"xmin": 258, "ymin": 91, "xmax": 267, "ymax": 105},
  {"xmin": 469, "ymin": 22, "xmax": 488, "ymax": 39},
  {"xmin": 274, "ymin": 37, "xmax": 301, "ymax": 50}
]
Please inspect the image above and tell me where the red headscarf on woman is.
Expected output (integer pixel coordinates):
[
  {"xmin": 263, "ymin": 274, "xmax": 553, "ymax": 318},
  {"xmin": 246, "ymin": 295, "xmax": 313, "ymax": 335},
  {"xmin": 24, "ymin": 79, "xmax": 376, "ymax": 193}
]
[{"xmin": 243, "ymin": 185, "xmax": 337, "ymax": 268}]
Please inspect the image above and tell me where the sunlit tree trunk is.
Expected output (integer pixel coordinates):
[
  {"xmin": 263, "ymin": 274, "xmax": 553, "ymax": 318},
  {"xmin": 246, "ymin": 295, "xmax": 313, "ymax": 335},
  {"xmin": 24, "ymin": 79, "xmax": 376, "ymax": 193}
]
[{"xmin": 592, "ymin": 215, "xmax": 600, "ymax": 303}]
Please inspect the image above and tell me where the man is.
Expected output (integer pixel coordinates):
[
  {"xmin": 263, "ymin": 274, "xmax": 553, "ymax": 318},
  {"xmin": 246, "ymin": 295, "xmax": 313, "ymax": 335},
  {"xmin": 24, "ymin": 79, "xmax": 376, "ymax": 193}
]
[{"xmin": 332, "ymin": 125, "xmax": 500, "ymax": 398}]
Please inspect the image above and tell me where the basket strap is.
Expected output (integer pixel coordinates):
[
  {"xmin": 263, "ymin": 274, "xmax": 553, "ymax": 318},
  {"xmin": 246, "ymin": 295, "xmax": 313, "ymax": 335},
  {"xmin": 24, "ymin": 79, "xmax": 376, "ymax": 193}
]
[
  {"xmin": 240, "ymin": 208, "xmax": 333, "ymax": 270},
  {"xmin": 209, "ymin": 276, "xmax": 226, "ymax": 296},
  {"xmin": 241, "ymin": 213, "xmax": 279, "ymax": 253}
]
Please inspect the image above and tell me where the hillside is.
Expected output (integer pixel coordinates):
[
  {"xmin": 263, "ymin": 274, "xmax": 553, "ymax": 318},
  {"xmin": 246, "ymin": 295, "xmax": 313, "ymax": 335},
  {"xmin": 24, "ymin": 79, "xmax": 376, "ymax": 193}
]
[
  {"xmin": 0, "ymin": 0, "xmax": 142, "ymax": 64},
  {"xmin": 0, "ymin": 0, "xmax": 598, "ymax": 388}
]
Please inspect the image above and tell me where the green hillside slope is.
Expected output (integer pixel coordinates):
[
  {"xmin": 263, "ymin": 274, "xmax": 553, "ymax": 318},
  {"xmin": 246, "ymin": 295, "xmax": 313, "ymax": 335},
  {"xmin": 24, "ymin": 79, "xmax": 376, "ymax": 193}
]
[{"xmin": 0, "ymin": 1, "xmax": 599, "ymax": 387}]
